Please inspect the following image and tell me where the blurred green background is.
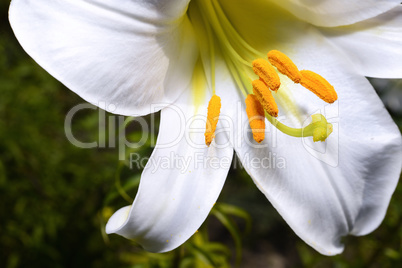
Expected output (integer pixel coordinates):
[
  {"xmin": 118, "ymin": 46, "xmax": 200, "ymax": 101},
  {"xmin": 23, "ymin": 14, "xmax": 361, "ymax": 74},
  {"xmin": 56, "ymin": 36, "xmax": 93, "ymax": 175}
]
[{"xmin": 1, "ymin": 1, "xmax": 402, "ymax": 267}]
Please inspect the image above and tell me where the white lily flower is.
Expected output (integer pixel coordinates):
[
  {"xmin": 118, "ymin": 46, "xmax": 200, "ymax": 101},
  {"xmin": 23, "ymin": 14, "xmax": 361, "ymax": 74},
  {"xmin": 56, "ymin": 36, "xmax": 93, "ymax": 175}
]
[{"xmin": 9, "ymin": 0, "xmax": 402, "ymax": 256}]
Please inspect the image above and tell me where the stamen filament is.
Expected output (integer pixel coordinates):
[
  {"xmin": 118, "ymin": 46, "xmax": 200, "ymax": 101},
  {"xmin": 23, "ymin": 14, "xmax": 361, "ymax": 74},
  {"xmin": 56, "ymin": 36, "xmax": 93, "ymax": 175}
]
[
  {"xmin": 195, "ymin": 0, "xmax": 255, "ymax": 97},
  {"xmin": 198, "ymin": 0, "xmax": 250, "ymax": 66},
  {"xmin": 224, "ymin": 54, "xmax": 248, "ymax": 96},
  {"xmin": 198, "ymin": 5, "xmax": 216, "ymax": 94},
  {"xmin": 211, "ymin": 0, "xmax": 264, "ymax": 59}
]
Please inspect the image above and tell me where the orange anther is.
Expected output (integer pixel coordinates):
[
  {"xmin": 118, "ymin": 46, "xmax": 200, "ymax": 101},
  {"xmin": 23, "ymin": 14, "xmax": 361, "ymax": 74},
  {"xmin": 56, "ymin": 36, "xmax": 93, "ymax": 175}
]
[
  {"xmin": 245, "ymin": 94, "xmax": 266, "ymax": 143},
  {"xmin": 268, "ymin": 50, "xmax": 302, "ymax": 83},
  {"xmin": 252, "ymin": 79, "xmax": 279, "ymax": 117},
  {"xmin": 205, "ymin": 95, "xmax": 221, "ymax": 146},
  {"xmin": 300, "ymin": 70, "xmax": 338, "ymax": 103},
  {"xmin": 252, "ymin": 59, "xmax": 281, "ymax": 91}
]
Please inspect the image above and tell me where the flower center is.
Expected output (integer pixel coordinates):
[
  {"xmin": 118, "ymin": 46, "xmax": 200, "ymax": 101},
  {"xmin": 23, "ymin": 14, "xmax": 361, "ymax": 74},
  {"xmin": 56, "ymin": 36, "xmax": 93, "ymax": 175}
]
[{"xmin": 187, "ymin": 0, "xmax": 337, "ymax": 146}]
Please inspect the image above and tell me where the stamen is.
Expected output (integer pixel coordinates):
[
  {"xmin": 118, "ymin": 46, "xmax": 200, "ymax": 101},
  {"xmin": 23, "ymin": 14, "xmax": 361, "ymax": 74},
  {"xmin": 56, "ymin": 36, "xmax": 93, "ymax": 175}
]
[
  {"xmin": 252, "ymin": 79, "xmax": 279, "ymax": 117},
  {"xmin": 300, "ymin": 70, "xmax": 338, "ymax": 103},
  {"xmin": 245, "ymin": 94, "xmax": 266, "ymax": 143},
  {"xmin": 267, "ymin": 50, "xmax": 302, "ymax": 83},
  {"xmin": 205, "ymin": 94, "xmax": 221, "ymax": 146},
  {"xmin": 252, "ymin": 59, "xmax": 281, "ymax": 91}
]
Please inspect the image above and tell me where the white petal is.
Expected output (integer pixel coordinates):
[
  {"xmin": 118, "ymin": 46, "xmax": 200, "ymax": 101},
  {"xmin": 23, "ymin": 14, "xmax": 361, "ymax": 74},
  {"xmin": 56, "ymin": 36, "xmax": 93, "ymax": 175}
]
[
  {"xmin": 9, "ymin": 0, "xmax": 197, "ymax": 116},
  {"xmin": 106, "ymin": 206, "xmax": 131, "ymax": 233},
  {"xmin": 215, "ymin": 28, "xmax": 401, "ymax": 255},
  {"xmin": 271, "ymin": 0, "xmax": 401, "ymax": 27},
  {"xmin": 106, "ymin": 89, "xmax": 234, "ymax": 252},
  {"xmin": 321, "ymin": 6, "xmax": 402, "ymax": 78}
]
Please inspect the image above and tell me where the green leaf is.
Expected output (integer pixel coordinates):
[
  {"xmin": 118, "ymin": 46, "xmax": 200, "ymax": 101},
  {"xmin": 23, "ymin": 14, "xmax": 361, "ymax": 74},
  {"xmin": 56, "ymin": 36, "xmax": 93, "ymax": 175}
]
[
  {"xmin": 189, "ymin": 243, "xmax": 217, "ymax": 267},
  {"xmin": 214, "ymin": 203, "xmax": 252, "ymax": 234},
  {"xmin": 211, "ymin": 207, "xmax": 243, "ymax": 266}
]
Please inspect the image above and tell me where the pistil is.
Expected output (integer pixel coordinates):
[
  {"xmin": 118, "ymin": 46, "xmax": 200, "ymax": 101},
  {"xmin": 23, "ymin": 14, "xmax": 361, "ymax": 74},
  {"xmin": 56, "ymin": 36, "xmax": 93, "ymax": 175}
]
[{"xmin": 265, "ymin": 113, "xmax": 333, "ymax": 142}]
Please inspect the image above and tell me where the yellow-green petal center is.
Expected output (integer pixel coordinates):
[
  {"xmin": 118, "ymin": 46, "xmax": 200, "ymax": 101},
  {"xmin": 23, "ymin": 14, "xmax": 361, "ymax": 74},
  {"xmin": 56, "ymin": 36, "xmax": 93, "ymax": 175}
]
[{"xmin": 187, "ymin": 0, "xmax": 336, "ymax": 144}]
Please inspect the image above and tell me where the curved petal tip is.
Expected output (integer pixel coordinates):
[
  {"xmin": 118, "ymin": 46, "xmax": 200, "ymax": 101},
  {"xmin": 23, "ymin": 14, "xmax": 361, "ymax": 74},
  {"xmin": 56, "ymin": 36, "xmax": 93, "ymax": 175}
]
[{"xmin": 105, "ymin": 205, "xmax": 131, "ymax": 234}]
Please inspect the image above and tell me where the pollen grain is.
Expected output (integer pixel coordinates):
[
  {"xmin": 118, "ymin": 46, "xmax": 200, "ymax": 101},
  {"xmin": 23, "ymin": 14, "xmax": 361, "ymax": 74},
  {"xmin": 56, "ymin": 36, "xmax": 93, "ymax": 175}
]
[
  {"xmin": 300, "ymin": 70, "xmax": 338, "ymax": 103},
  {"xmin": 245, "ymin": 94, "xmax": 266, "ymax": 143},
  {"xmin": 267, "ymin": 50, "xmax": 302, "ymax": 83},
  {"xmin": 252, "ymin": 79, "xmax": 279, "ymax": 117},
  {"xmin": 205, "ymin": 94, "xmax": 221, "ymax": 146},
  {"xmin": 252, "ymin": 59, "xmax": 281, "ymax": 91}
]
